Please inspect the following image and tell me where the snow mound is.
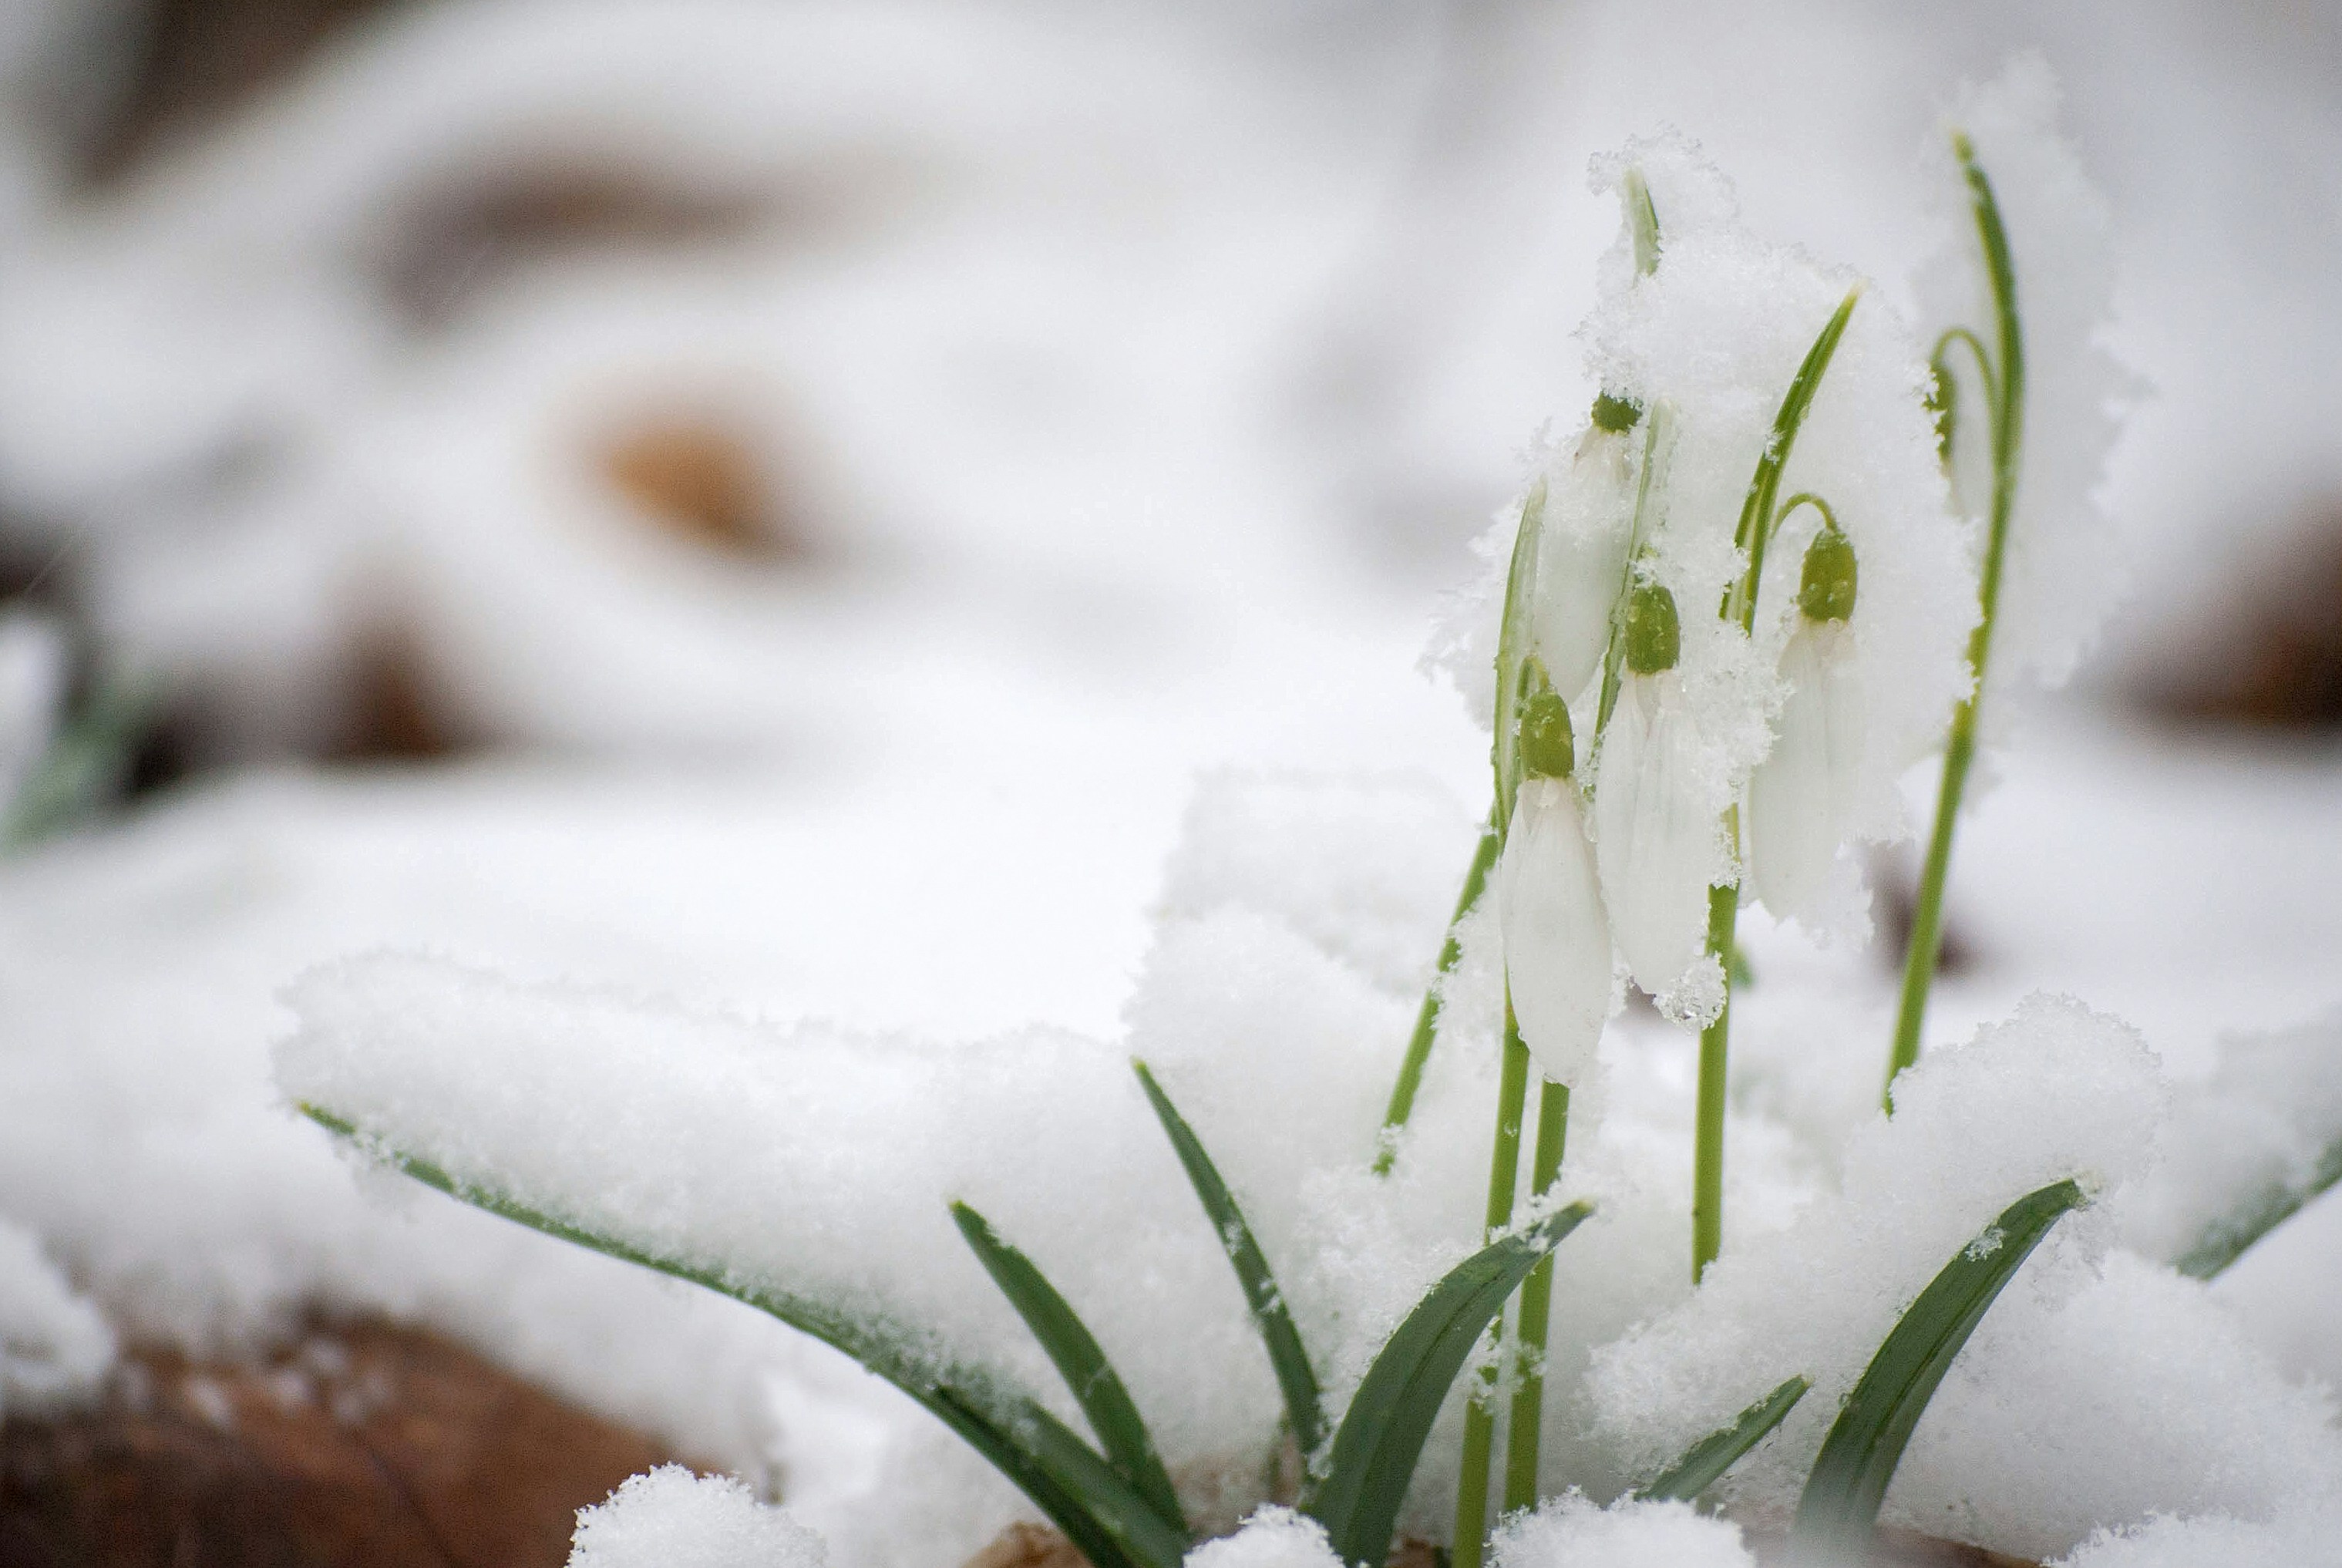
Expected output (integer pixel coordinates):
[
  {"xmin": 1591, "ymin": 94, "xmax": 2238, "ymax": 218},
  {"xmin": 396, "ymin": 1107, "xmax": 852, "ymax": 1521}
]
[{"xmin": 569, "ymin": 1465, "xmax": 827, "ymax": 1568}]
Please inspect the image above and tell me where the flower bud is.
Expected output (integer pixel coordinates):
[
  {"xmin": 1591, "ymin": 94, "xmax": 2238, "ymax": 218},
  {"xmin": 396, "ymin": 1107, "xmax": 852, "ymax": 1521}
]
[
  {"xmin": 1624, "ymin": 580, "xmax": 1681, "ymax": 675},
  {"xmin": 1797, "ymin": 529, "xmax": 1858, "ymax": 624},
  {"xmin": 1590, "ymin": 392, "xmax": 1644, "ymax": 433},
  {"xmin": 1517, "ymin": 688, "xmax": 1576, "ymax": 781}
]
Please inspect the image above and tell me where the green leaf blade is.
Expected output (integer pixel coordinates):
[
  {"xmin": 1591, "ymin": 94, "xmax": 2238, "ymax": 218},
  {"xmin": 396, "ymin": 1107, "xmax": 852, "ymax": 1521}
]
[
  {"xmin": 1788, "ymin": 1178, "xmax": 2086, "ymax": 1566},
  {"xmin": 2173, "ymin": 1134, "xmax": 2342, "ymax": 1280},
  {"xmin": 1633, "ymin": 1375, "xmax": 1808, "ymax": 1503},
  {"xmin": 1132, "ymin": 1060, "xmax": 1327, "ymax": 1460},
  {"xmin": 1311, "ymin": 1201, "xmax": 1594, "ymax": 1568},
  {"xmin": 299, "ymin": 1104, "xmax": 1184, "ymax": 1568},
  {"xmin": 951, "ymin": 1200, "xmax": 1186, "ymax": 1536}
]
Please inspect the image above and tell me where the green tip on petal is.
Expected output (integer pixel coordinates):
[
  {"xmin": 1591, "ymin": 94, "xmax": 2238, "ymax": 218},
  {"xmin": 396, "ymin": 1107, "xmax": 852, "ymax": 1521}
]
[
  {"xmin": 1517, "ymin": 689, "xmax": 1576, "ymax": 780},
  {"xmin": 1590, "ymin": 392, "xmax": 1644, "ymax": 434},
  {"xmin": 1799, "ymin": 528, "xmax": 1858, "ymax": 623},
  {"xmin": 1624, "ymin": 581, "xmax": 1681, "ymax": 675}
]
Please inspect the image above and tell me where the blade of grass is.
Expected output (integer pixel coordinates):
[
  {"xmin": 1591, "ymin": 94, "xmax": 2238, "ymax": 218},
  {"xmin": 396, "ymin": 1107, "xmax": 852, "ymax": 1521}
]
[
  {"xmin": 1132, "ymin": 1059, "xmax": 1327, "ymax": 1461},
  {"xmin": 1632, "ymin": 1375, "xmax": 1808, "ymax": 1502},
  {"xmin": 1788, "ymin": 1179, "xmax": 2085, "ymax": 1566},
  {"xmin": 1310, "ymin": 1201, "xmax": 1594, "ymax": 1568},
  {"xmin": 2174, "ymin": 1134, "xmax": 2342, "ymax": 1280},
  {"xmin": 951, "ymin": 1200, "xmax": 1186, "ymax": 1536},
  {"xmin": 300, "ymin": 1105, "xmax": 1184, "ymax": 1568}
]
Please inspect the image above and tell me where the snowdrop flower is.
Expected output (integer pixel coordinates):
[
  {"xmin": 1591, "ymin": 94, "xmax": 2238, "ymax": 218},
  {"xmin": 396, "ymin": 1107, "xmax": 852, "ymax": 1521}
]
[
  {"xmin": 1593, "ymin": 581, "xmax": 1715, "ymax": 1018},
  {"xmin": 1748, "ymin": 520, "xmax": 1863, "ymax": 921},
  {"xmin": 1498, "ymin": 671, "xmax": 1611, "ymax": 1085},
  {"xmin": 1529, "ymin": 395, "xmax": 1642, "ymax": 704}
]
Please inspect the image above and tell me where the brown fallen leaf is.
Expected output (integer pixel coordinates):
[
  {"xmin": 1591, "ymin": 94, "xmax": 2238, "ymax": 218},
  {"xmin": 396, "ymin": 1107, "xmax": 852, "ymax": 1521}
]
[{"xmin": 1, "ymin": 1317, "xmax": 677, "ymax": 1568}]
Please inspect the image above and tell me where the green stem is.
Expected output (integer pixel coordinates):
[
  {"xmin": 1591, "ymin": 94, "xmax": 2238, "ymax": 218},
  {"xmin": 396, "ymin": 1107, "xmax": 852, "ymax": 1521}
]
[
  {"xmin": 1502, "ymin": 1079, "xmax": 1570, "ymax": 1514},
  {"xmin": 1692, "ymin": 873, "xmax": 1737, "ymax": 1282},
  {"xmin": 1376, "ymin": 818, "xmax": 1501, "ymax": 1173},
  {"xmin": 1885, "ymin": 133, "xmax": 2025, "ymax": 1110},
  {"xmin": 1688, "ymin": 294, "xmax": 1859, "ymax": 1283},
  {"xmin": 1452, "ymin": 1004, "xmax": 1533, "ymax": 1567}
]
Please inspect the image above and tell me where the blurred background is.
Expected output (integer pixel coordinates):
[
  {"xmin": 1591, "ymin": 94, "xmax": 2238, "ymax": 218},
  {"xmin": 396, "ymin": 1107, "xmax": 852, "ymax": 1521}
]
[
  {"xmin": 4, "ymin": 3, "xmax": 2342, "ymax": 1559},
  {"xmin": 0, "ymin": 0, "xmax": 2334, "ymax": 1038},
  {"xmin": 0, "ymin": 0, "xmax": 2336, "ymax": 776}
]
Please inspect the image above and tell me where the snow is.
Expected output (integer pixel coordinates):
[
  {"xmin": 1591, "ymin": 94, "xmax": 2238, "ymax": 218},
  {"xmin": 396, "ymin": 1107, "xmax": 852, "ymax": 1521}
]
[
  {"xmin": 1183, "ymin": 1507, "xmax": 1340, "ymax": 1568},
  {"xmin": 0, "ymin": 1215, "xmax": 115, "ymax": 1418},
  {"xmin": 1489, "ymin": 1493, "xmax": 1752, "ymax": 1568},
  {"xmin": 2056, "ymin": 1502, "xmax": 2342, "ymax": 1568},
  {"xmin": 569, "ymin": 1465, "xmax": 828, "ymax": 1568}
]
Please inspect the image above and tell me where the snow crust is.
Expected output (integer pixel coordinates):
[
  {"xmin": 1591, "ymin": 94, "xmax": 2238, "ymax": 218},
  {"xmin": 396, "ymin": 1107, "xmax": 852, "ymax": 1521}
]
[
  {"xmin": 569, "ymin": 1465, "xmax": 827, "ymax": 1568},
  {"xmin": 1489, "ymin": 1493, "xmax": 1752, "ymax": 1568}
]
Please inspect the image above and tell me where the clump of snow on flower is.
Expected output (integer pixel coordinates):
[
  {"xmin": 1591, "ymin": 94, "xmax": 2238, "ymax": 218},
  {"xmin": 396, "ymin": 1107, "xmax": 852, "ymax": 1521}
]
[
  {"xmin": 1489, "ymin": 1492, "xmax": 1751, "ymax": 1568},
  {"xmin": 1430, "ymin": 130, "xmax": 1973, "ymax": 958},
  {"xmin": 1916, "ymin": 52, "xmax": 2134, "ymax": 698},
  {"xmin": 569, "ymin": 1465, "xmax": 826, "ymax": 1568},
  {"xmin": 0, "ymin": 1216, "xmax": 115, "ymax": 1418},
  {"xmin": 1580, "ymin": 136, "xmax": 1974, "ymax": 941},
  {"xmin": 1183, "ymin": 1507, "xmax": 1341, "ymax": 1568}
]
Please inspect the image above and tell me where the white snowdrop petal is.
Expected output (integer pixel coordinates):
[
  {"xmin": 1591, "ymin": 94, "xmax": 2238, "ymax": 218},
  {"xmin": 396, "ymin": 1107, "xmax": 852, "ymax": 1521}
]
[
  {"xmin": 1593, "ymin": 675, "xmax": 1714, "ymax": 1002},
  {"xmin": 1530, "ymin": 430, "xmax": 1637, "ymax": 703},
  {"xmin": 1748, "ymin": 620, "xmax": 1865, "ymax": 924},
  {"xmin": 1498, "ymin": 779, "xmax": 1612, "ymax": 1086}
]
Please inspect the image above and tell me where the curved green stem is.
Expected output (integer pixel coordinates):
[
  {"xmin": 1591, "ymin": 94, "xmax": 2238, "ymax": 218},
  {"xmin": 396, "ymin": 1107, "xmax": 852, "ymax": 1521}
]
[
  {"xmin": 1376, "ymin": 819, "xmax": 1500, "ymax": 1172},
  {"xmin": 1451, "ymin": 1004, "xmax": 1533, "ymax": 1568},
  {"xmin": 1773, "ymin": 492, "xmax": 1839, "ymax": 537},
  {"xmin": 1930, "ymin": 326, "xmax": 1997, "ymax": 419},
  {"xmin": 1886, "ymin": 133, "xmax": 2026, "ymax": 1109},
  {"xmin": 1502, "ymin": 1079, "xmax": 1570, "ymax": 1512}
]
